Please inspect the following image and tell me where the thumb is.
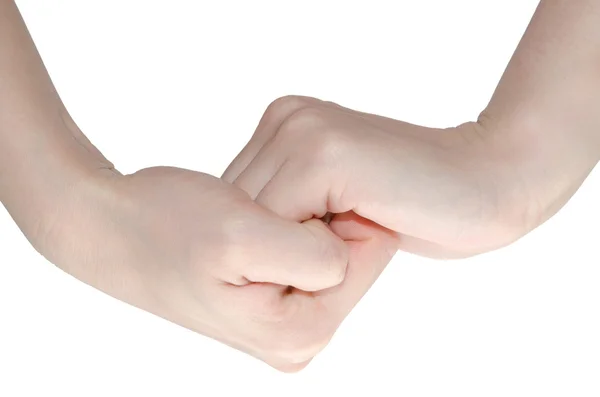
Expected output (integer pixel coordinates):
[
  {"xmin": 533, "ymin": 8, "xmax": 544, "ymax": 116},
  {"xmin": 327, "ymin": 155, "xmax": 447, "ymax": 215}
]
[
  {"xmin": 315, "ymin": 211, "xmax": 399, "ymax": 318},
  {"xmin": 238, "ymin": 208, "xmax": 349, "ymax": 292}
]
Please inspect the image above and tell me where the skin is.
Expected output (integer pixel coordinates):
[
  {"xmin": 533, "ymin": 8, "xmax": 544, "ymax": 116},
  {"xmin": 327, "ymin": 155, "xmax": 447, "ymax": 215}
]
[
  {"xmin": 0, "ymin": 0, "xmax": 397, "ymax": 372},
  {"xmin": 1, "ymin": 0, "xmax": 599, "ymax": 372},
  {"xmin": 224, "ymin": 0, "xmax": 600, "ymax": 259}
]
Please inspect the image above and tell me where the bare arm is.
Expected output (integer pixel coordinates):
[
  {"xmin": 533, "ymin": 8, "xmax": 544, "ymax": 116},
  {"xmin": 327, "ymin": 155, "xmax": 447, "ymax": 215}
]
[
  {"xmin": 0, "ymin": 1, "xmax": 372, "ymax": 372},
  {"xmin": 222, "ymin": 0, "xmax": 600, "ymax": 258},
  {"xmin": 481, "ymin": 0, "xmax": 600, "ymax": 225},
  {"xmin": 0, "ymin": 0, "xmax": 114, "ymax": 244}
]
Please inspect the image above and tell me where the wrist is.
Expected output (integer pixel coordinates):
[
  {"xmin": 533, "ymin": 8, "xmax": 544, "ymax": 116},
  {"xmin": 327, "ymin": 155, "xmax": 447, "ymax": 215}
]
[
  {"xmin": 474, "ymin": 106, "xmax": 598, "ymax": 237},
  {"xmin": 0, "ymin": 117, "xmax": 119, "ymax": 258},
  {"xmin": 31, "ymin": 166, "xmax": 121, "ymax": 275}
]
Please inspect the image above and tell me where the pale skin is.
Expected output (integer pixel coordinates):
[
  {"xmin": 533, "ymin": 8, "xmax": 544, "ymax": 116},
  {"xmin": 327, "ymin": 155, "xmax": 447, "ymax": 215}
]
[{"xmin": 1, "ymin": 0, "xmax": 599, "ymax": 372}]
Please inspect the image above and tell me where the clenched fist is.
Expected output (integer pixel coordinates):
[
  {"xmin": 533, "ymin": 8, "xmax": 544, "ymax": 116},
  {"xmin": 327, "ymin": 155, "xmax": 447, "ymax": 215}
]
[
  {"xmin": 224, "ymin": 95, "xmax": 539, "ymax": 259},
  {"xmin": 32, "ymin": 166, "xmax": 374, "ymax": 372}
]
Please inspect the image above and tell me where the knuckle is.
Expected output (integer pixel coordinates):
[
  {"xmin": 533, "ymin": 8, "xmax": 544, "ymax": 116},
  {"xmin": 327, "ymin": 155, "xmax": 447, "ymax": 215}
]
[
  {"xmin": 251, "ymin": 296, "xmax": 336, "ymax": 363},
  {"xmin": 279, "ymin": 107, "xmax": 351, "ymax": 167},
  {"xmin": 283, "ymin": 110, "xmax": 348, "ymax": 166},
  {"xmin": 264, "ymin": 95, "xmax": 312, "ymax": 122},
  {"xmin": 266, "ymin": 328, "xmax": 332, "ymax": 364},
  {"xmin": 280, "ymin": 106, "xmax": 326, "ymax": 132},
  {"xmin": 312, "ymin": 127, "xmax": 349, "ymax": 164},
  {"xmin": 278, "ymin": 106, "xmax": 328, "ymax": 140},
  {"xmin": 252, "ymin": 291, "xmax": 292, "ymax": 324}
]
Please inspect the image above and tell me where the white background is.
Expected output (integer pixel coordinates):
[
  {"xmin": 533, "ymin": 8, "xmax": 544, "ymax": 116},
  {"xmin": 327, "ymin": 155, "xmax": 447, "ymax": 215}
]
[{"xmin": 1, "ymin": 1, "xmax": 599, "ymax": 396}]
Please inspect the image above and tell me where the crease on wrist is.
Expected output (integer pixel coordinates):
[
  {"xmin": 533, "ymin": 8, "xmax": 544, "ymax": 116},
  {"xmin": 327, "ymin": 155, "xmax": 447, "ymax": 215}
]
[{"xmin": 59, "ymin": 107, "xmax": 118, "ymax": 174}]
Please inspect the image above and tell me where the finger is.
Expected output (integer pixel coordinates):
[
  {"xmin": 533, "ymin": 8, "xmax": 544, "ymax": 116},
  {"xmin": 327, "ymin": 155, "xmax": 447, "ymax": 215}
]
[
  {"xmin": 254, "ymin": 165, "xmax": 473, "ymax": 260},
  {"xmin": 231, "ymin": 136, "xmax": 285, "ymax": 199},
  {"xmin": 254, "ymin": 156, "xmax": 350, "ymax": 221},
  {"xmin": 227, "ymin": 98, "xmax": 345, "ymax": 197},
  {"xmin": 226, "ymin": 95, "xmax": 440, "ymax": 195},
  {"xmin": 231, "ymin": 102, "xmax": 337, "ymax": 200},
  {"xmin": 219, "ymin": 282, "xmax": 337, "ymax": 366},
  {"xmin": 222, "ymin": 96, "xmax": 321, "ymax": 183},
  {"xmin": 226, "ymin": 208, "xmax": 349, "ymax": 292},
  {"xmin": 231, "ymin": 97, "xmax": 473, "ymax": 257},
  {"xmin": 326, "ymin": 209, "xmax": 475, "ymax": 259},
  {"xmin": 315, "ymin": 212, "xmax": 399, "ymax": 319}
]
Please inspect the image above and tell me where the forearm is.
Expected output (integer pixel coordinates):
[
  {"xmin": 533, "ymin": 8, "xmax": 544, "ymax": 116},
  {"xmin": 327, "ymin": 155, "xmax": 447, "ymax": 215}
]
[
  {"xmin": 0, "ymin": 0, "xmax": 113, "ymax": 242},
  {"xmin": 481, "ymin": 0, "xmax": 600, "ymax": 224}
]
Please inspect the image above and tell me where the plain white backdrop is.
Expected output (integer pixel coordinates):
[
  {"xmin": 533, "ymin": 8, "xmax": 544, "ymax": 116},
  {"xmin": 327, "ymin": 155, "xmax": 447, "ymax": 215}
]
[{"xmin": 1, "ymin": 1, "xmax": 599, "ymax": 395}]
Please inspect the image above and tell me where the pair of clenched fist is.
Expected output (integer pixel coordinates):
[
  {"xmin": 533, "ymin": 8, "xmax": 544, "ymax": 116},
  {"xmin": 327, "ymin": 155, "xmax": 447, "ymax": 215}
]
[{"xmin": 37, "ymin": 95, "xmax": 539, "ymax": 372}]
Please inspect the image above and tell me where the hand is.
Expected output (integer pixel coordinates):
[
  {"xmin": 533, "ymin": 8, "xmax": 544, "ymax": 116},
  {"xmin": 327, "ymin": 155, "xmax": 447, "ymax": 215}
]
[
  {"xmin": 223, "ymin": 96, "xmax": 538, "ymax": 259},
  {"xmin": 31, "ymin": 165, "xmax": 386, "ymax": 372}
]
